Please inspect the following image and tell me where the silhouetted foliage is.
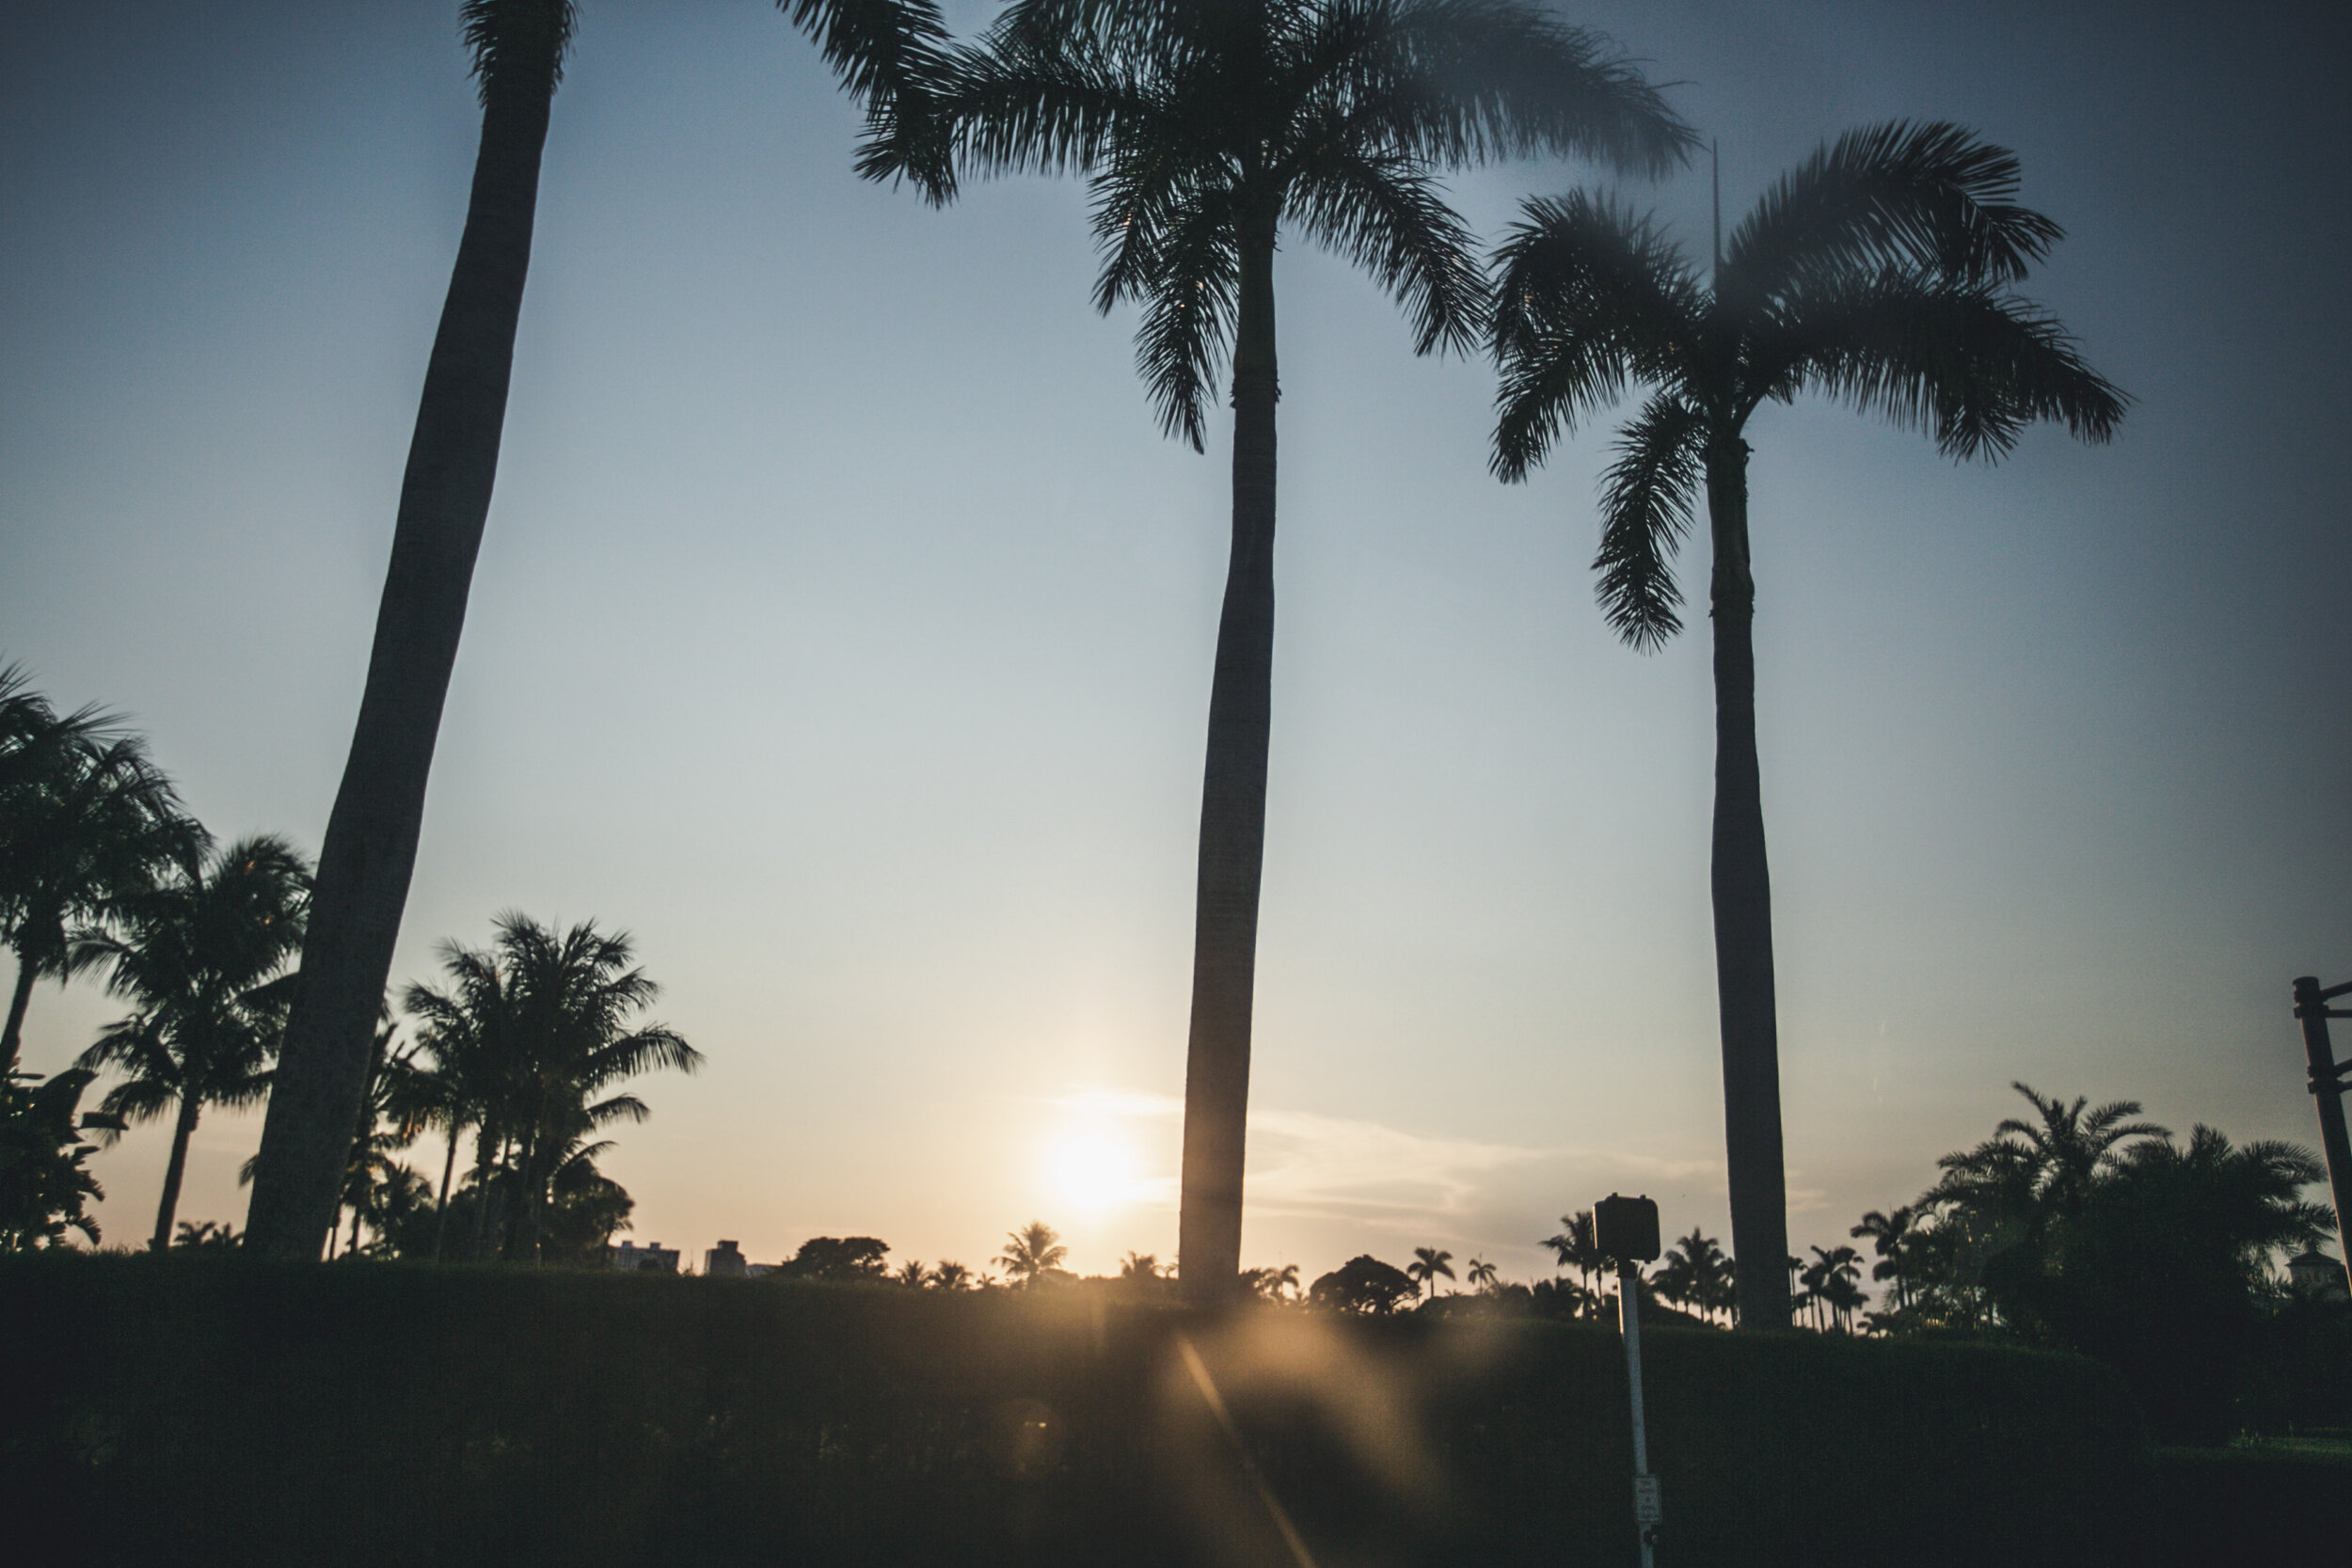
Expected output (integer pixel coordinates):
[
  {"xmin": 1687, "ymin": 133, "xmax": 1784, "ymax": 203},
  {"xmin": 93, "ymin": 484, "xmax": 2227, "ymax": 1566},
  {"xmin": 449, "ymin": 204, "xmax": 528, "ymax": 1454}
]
[
  {"xmin": 1242, "ymin": 1261, "xmax": 1300, "ymax": 1303},
  {"xmin": 778, "ymin": 1235, "xmax": 893, "ymax": 1283},
  {"xmin": 74, "ymin": 835, "xmax": 311, "ymax": 1252},
  {"xmin": 1857, "ymin": 1084, "xmax": 2330, "ymax": 1440},
  {"xmin": 997, "ymin": 1220, "xmax": 1070, "ymax": 1288},
  {"xmin": 1308, "ymin": 1254, "xmax": 1419, "ymax": 1314},
  {"xmin": 0, "ymin": 668, "xmax": 202, "ymax": 1071},
  {"xmin": 0, "ymin": 1067, "xmax": 105, "ymax": 1248},
  {"xmin": 1, "ymin": 1252, "xmax": 2177, "ymax": 1567},
  {"xmin": 170, "ymin": 1219, "xmax": 238, "ymax": 1250},
  {"xmin": 397, "ymin": 914, "xmax": 693, "ymax": 1263}
]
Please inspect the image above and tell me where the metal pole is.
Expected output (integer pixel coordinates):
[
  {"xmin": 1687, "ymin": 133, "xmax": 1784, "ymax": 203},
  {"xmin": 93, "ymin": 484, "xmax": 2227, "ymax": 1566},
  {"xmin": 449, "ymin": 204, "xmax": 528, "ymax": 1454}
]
[
  {"xmin": 2293, "ymin": 976, "xmax": 2352, "ymax": 1296},
  {"xmin": 1619, "ymin": 1260, "xmax": 1658, "ymax": 1568}
]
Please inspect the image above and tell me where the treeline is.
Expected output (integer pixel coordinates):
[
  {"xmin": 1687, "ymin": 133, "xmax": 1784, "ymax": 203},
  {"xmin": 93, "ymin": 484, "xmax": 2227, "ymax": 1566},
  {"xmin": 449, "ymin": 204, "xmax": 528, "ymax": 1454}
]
[{"xmin": 0, "ymin": 670, "xmax": 698, "ymax": 1261}]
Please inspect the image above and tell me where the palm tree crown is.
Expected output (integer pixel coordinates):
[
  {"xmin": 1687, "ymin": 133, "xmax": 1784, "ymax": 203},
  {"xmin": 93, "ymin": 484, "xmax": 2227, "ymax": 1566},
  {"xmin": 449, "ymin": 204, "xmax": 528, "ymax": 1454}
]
[
  {"xmin": 1491, "ymin": 121, "xmax": 2125, "ymax": 1327},
  {"xmin": 998, "ymin": 1219, "xmax": 1069, "ymax": 1285},
  {"xmin": 896, "ymin": 0, "xmax": 1691, "ymax": 1304},
  {"xmin": 74, "ymin": 835, "xmax": 312, "ymax": 1251},
  {"xmin": 910, "ymin": 0, "xmax": 1692, "ymax": 445},
  {"xmin": 1406, "ymin": 1243, "xmax": 1455, "ymax": 1298},
  {"xmin": 1, "ymin": 669, "xmax": 203, "ymax": 1070}
]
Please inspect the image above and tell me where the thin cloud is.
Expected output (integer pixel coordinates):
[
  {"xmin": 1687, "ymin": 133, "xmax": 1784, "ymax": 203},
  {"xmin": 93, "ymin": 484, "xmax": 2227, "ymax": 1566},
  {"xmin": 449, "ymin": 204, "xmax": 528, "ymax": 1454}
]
[{"xmin": 1045, "ymin": 1087, "xmax": 1722, "ymax": 1228}]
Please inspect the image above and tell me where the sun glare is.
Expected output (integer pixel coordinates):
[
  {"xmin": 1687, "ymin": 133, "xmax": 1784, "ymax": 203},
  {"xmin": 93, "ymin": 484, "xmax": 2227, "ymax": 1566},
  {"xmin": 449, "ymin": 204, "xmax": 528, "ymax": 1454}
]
[{"xmin": 1050, "ymin": 1121, "xmax": 1141, "ymax": 1212}]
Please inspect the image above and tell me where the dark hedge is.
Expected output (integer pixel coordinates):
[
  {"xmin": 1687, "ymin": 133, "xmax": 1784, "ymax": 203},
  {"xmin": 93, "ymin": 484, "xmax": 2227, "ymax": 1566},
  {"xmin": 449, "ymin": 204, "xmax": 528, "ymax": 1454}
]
[{"xmin": 0, "ymin": 1253, "xmax": 2185, "ymax": 1567}]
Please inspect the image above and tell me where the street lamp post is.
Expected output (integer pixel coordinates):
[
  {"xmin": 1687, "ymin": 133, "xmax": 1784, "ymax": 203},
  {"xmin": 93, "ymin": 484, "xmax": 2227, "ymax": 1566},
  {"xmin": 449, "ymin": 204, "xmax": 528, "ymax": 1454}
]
[
  {"xmin": 1596, "ymin": 1193, "xmax": 1663, "ymax": 1568},
  {"xmin": 2291, "ymin": 975, "xmax": 2352, "ymax": 1298}
]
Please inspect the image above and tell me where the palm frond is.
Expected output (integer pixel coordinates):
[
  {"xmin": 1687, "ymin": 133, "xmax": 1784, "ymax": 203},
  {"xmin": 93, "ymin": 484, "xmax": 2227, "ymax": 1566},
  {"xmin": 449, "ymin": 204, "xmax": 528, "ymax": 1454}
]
[
  {"xmin": 1379, "ymin": 0, "xmax": 1694, "ymax": 176},
  {"xmin": 1287, "ymin": 139, "xmax": 1485, "ymax": 355},
  {"xmin": 923, "ymin": 25, "xmax": 1153, "ymax": 189},
  {"xmin": 1762, "ymin": 267, "xmax": 2128, "ymax": 461},
  {"xmin": 460, "ymin": 0, "xmax": 577, "ymax": 107},
  {"xmin": 1724, "ymin": 121, "xmax": 2062, "ymax": 302},
  {"xmin": 1488, "ymin": 190, "xmax": 1701, "ymax": 480},
  {"xmin": 1109, "ymin": 182, "xmax": 1241, "ymax": 449},
  {"xmin": 1593, "ymin": 392, "xmax": 1707, "ymax": 650}
]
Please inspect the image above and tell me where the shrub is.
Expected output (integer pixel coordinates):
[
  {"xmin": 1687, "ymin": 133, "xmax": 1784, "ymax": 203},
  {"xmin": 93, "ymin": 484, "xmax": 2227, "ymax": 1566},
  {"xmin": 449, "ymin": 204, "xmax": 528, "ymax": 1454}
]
[{"xmin": 2, "ymin": 1252, "xmax": 2155, "ymax": 1567}]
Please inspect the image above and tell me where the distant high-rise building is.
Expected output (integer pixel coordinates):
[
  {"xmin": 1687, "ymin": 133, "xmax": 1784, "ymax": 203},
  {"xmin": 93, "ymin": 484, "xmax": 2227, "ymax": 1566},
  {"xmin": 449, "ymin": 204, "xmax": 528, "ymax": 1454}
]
[
  {"xmin": 706, "ymin": 1240, "xmax": 749, "ymax": 1277},
  {"xmin": 609, "ymin": 1240, "xmax": 680, "ymax": 1273}
]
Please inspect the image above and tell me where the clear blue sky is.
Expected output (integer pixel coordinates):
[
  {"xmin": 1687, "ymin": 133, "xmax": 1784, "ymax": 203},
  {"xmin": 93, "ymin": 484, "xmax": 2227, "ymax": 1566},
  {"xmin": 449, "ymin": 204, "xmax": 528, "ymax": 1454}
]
[{"xmin": 4, "ymin": 1, "xmax": 2346, "ymax": 1282}]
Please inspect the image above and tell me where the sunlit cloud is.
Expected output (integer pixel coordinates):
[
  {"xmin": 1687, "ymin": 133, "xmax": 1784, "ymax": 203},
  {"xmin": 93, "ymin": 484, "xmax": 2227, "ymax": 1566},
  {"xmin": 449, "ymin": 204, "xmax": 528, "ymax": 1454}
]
[{"xmin": 1041, "ymin": 1088, "xmax": 1724, "ymax": 1233}]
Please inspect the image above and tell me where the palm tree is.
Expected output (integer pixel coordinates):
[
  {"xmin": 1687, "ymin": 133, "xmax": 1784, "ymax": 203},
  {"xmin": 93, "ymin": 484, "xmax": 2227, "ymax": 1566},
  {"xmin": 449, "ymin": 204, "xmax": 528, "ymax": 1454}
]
[
  {"xmin": 402, "ymin": 937, "xmax": 523, "ymax": 1259},
  {"xmin": 998, "ymin": 1220, "xmax": 1069, "ymax": 1286},
  {"xmin": 1406, "ymin": 1244, "xmax": 1455, "ymax": 1300},
  {"xmin": 1851, "ymin": 1204, "xmax": 1923, "ymax": 1311},
  {"xmin": 1659, "ymin": 1227, "xmax": 1732, "ymax": 1324},
  {"xmin": 930, "ymin": 1259, "xmax": 976, "ymax": 1290},
  {"xmin": 1941, "ymin": 1082, "xmax": 2169, "ymax": 1222},
  {"xmin": 1490, "ymin": 122, "xmax": 2126, "ymax": 1326},
  {"xmin": 900, "ymin": 0, "xmax": 1691, "ymax": 1303},
  {"xmin": 73, "ymin": 836, "xmax": 311, "ymax": 1251},
  {"xmin": 1, "ymin": 670, "xmax": 201, "ymax": 1071},
  {"xmin": 494, "ymin": 916, "xmax": 697, "ymax": 1260},
  {"xmin": 1807, "ymin": 1243, "xmax": 1866, "ymax": 1331},
  {"xmin": 1466, "ymin": 1256, "xmax": 1500, "ymax": 1293},
  {"xmin": 1790, "ymin": 1254, "xmax": 1823, "ymax": 1330},
  {"xmin": 398, "ymin": 914, "xmax": 697, "ymax": 1261},
  {"xmin": 1543, "ymin": 1209, "xmax": 1604, "ymax": 1294},
  {"xmin": 244, "ymin": 0, "xmax": 943, "ymax": 1260},
  {"xmin": 1242, "ymin": 1261, "xmax": 1300, "ymax": 1302},
  {"xmin": 328, "ymin": 1011, "xmax": 426, "ymax": 1258}
]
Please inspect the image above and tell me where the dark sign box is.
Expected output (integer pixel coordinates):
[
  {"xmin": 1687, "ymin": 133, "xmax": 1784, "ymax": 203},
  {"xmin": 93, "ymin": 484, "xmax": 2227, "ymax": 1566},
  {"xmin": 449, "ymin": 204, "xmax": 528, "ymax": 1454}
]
[{"xmin": 1595, "ymin": 1193, "xmax": 1661, "ymax": 1263}]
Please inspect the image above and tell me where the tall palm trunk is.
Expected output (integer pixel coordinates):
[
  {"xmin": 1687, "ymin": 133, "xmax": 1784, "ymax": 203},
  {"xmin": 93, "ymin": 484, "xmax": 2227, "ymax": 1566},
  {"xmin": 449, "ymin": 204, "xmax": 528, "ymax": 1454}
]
[
  {"xmin": 469, "ymin": 1127, "xmax": 501, "ymax": 1259},
  {"xmin": 150, "ymin": 1092, "xmax": 203, "ymax": 1252},
  {"xmin": 1705, "ymin": 434, "xmax": 1791, "ymax": 1330},
  {"xmin": 246, "ymin": 67, "xmax": 557, "ymax": 1260},
  {"xmin": 431, "ymin": 1120, "xmax": 462, "ymax": 1260},
  {"xmin": 1178, "ymin": 210, "xmax": 1279, "ymax": 1306},
  {"xmin": 2, "ymin": 958, "xmax": 38, "ymax": 1073}
]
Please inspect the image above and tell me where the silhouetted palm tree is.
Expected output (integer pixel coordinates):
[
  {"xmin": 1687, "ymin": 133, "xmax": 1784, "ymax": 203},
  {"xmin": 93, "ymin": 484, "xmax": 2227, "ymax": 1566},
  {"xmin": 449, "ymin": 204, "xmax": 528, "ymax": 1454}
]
[
  {"xmin": 1936, "ymin": 1082, "xmax": 2168, "ymax": 1223},
  {"xmin": 898, "ymin": 0, "xmax": 1691, "ymax": 1302},
  {"xmin": 402, "ymin": 937, "xmax": 522, "ymax": 1258},
  {"xmin": 1, "ymin": 670, "xmax": 201, "ymax": 1070},
  {"xmin": 998, "ymin": 1220, "xmax": 1068, "ymax": 1286},
  {"xmin": 930, "ymin": 1259, "xmax": 975, "ymax": 1290},
  {"xmin": 1243, "ymin": 1261, "xmax": 1301, "ymax": 1302},
  {"xmin": 399, "ymin": 914, "xmax": 696, "ymax": 1260},
  {"xmin": 494, "ymin": 916, "xmax": 697, "ymax": 1259},
  {"xmin": 1658, "ymin": 1227, "xmax": 1732, "ymax": 1324},
  {"xmin": 1544, "ymin": 1209, "xmax": 1605, "ymax": 1294},
  {"xmin": 1851, "ymin": 1204, "xmax": 1924, "ymax": 1311},
  {"xmin": 1491, "ymin": 122, "xmax": 2126, "ymax": 1326},
  {"xmin": 73, "ymin": 836, "xmax": 311, "ymax": 1251},
  {"xmin": 1807, "ymin": 1243, "xmax": 1866, "ymax": 1331},
  {"xmin": 328, "ymin": 1010, "xmax": 425, "ymax": 1258},
  {"xmin": 1406, "ymin": 1244, "xmax": 1455, "ymax": 1299},
  {"xmin": 246, "ymin": 0, "xmax": 942, "ymax": 1259},
  {"xmin": 1466, "ymin": 1256, "xmax": 1500, "ymax": 1292}
]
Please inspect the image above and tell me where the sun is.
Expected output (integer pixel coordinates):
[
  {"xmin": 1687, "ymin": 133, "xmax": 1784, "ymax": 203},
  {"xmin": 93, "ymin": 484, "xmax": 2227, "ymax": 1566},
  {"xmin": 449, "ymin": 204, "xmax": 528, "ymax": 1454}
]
[{"xmin": 1049, "ymin": 1121, "xmax": 1140, "ymax": 1213}]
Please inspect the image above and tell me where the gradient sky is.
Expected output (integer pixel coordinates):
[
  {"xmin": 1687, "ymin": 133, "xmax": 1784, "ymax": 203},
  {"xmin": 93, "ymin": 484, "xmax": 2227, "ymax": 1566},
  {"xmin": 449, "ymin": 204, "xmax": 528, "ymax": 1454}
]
[{"xmin": 5, "ymin": 1, "xmax": 2347, "ymax": 1285}]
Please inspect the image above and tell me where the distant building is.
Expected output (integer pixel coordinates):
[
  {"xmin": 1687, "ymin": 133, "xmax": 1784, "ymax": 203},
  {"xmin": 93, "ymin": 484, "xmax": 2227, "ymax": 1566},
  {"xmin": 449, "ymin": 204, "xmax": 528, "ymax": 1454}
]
[
  {"xmin": 609, "ymin": 1240, "xmax": 680, "ymax": 1273},
  {"xmin": 707, "ymin": 1240, "xmax": 749, "ymax": 1277},
  {"xmin": 2285, "ymin": 1248, "xmax": 2348, "ymax": 1300}
]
